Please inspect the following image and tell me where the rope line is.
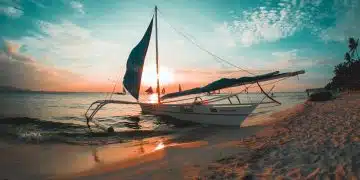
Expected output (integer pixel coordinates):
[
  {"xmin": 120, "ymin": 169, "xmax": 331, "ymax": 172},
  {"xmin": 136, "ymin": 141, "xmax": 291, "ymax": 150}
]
[
  {"xmin": 105, "ymin": 6, "xmax": 291, "ymax": 99},
  {"xmin": 105, "ymin": 64, "xmax": 125, "ymax": 100},
  {"xmin": 157, "ymin": 8, "xmax": 256, "ymax": 76}
]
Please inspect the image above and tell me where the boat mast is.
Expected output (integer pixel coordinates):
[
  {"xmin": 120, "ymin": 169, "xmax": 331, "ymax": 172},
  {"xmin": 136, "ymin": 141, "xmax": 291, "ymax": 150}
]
[{"xmin": 155, "ymin": 6, "xmax": 161, "ymax": 104}]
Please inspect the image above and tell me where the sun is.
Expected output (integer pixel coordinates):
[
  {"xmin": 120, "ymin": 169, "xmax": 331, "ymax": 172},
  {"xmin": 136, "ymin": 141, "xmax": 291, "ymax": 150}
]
[
  {"xmin": 148, "ymin": 93, "xmax": 158, "ymax": 103},
  {"xmin": 142, "ymin": 65, "xmax": 175, "ymax": 86}
]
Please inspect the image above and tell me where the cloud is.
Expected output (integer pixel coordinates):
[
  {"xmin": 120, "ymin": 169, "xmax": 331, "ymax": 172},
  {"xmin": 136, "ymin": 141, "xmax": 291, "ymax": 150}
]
[
  {"xmin": 270, "ymin": 49, "xmax": 339, "ymax": 70},
  {"xmin": 272, "ymin": 49, "xmax": 298, "ymax": 59},
  {"xmin": 269, "ymin": 49, "xmax": 317, "ymax": 70},
  {"xmin": 0, "ymin": 0, "xmax": 23, "ymax": 18},
  {"xmin": 0, "ymin": 41, "xmax": 108, "ymax": 92},
  {"xmin": 222, "ymin": 1, "xmax": 313, "ymax": 47},
  {"xmin": 220, "ymin": 0, "xmax": 360, "ymax": 46},
  {"xmin": 172, "ymin": 49, "xmax": 329, "ymax": 85},
  {"xmin": 0, "ymin": 45, "xmax": 317, "ymax": 92},
  {"xmin": 314, "ymin": 59, "xmax": 337, "ymax": 66},
  {"xmin": 69, "ymin": 1, "xmax": 85, "ymax": 15},
  {"xmin": 213, "ymin": 22, "xmax": 236, "ymax": 48},
  {"xmin": 173, "ymin": 67, "xmax": 277, "ymax": 86},
  {"xmin": 0, "ymin": 6, "xmax": 23, "ymax": 18},
  {"xmin": 270, "ymin": 77, "xmax": 322, "ymax": 92},
  {"xmin": 28, "ymin": 0, "xmax": 46, "ymax": 8},
  {"xmin": 173, "ymin": 67, "xmax": 315, "ymax": 92},
  {"xmin": 3, "ymin": 40, "xmax": 21, "ymax": 54},
  {"xmin": 2, "ymin": 40, "xmax": 36, "ymax": 63},
  {"xmin": 15, "ymin": 20, "xmax": 124, "ymax": 64},
  {"xmin": 320, "ymin": 0, "xmax": 360, "ymax": 41}
]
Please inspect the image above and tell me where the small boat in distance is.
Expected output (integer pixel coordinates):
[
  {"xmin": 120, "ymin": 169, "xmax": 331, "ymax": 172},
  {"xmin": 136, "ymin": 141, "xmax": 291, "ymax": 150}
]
[
  {"xmin": 85, "ymin": 6, "xmax": 305, "ymax": 130},
  {"xmin": 161, "ymin": 88, "xmax": 166, "ymax": 94},
  {"xmin": 305, "ymin": 88, "xmax": 335, "ymax": 101},
  {"xmin": 115, "ymin": 87, "xmax": 126, "ymax": 95},
  {"xmin": 145, "ymin": 87, "xmax": 154, "ymax": 95}
]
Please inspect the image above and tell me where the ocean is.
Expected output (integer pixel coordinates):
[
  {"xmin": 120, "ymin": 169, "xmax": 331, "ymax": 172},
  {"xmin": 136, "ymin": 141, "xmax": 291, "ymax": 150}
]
[{"xmin": 0, "ymin": 92, "xmax": 307, "ymax": 145}]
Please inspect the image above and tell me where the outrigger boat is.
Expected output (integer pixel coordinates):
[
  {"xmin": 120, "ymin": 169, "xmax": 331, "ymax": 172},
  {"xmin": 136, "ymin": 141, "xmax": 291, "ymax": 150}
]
[{"xmin": 85, "ymin": 6, "xmax": 305, "ymax": 131}]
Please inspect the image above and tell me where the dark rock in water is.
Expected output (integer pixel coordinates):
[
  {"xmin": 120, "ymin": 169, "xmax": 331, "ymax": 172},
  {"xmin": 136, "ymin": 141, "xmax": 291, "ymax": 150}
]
[
  {"xmin": 309, "ymin": 91, "xmax": 332, "ymax": 101},
  {"xmin": 107, "ymin": 126, "xmax": 115, "ymax": 133}
]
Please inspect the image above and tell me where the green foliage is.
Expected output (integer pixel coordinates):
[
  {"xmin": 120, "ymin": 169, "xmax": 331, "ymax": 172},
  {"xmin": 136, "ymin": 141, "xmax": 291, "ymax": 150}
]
[{"xmin": 325, "ymin": 37, "xmax": 360, "ymax": 90}]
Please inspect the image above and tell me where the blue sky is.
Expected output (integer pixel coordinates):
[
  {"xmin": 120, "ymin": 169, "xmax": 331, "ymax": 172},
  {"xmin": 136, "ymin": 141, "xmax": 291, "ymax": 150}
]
[{"xmin": 0, "ymin": 0, "xmax": 359, "ymax": 92}]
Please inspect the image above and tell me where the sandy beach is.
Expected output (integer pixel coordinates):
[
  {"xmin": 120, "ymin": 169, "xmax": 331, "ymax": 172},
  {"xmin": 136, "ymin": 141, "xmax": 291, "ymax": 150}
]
[
  {"xmin": 1, "ymin": 92, "xmax": 359, "ymax": 179},
  {"xmin": 199, "ymin": 92, "xmax": 360, "ymax": 179},
  {"xmin": 3, "ymin": 0, "xmax": 360, "ymax": 179}
]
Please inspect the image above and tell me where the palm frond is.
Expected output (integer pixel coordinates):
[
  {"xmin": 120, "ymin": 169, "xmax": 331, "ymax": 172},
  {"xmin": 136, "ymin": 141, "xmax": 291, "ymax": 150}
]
[
  {"xmin": 348, "ymin": 37, "xmax": 358, "ymax": 51},
  {"xmin": 345, "ymin": 52, "xmax": 351, "ymax": 61},
  {"xmin": 351, "ymin": 50, "xmax": 355, "ymax": 57}
]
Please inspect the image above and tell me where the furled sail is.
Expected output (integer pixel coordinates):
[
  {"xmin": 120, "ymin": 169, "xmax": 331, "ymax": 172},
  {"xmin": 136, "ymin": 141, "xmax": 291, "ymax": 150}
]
[
  {"xmin": 161, "ymin": 70, "xmax": 305, "ymax": 100},
  {"xmin": 123, "ymin": 17, "xmax": 154, "ymax": 100}
]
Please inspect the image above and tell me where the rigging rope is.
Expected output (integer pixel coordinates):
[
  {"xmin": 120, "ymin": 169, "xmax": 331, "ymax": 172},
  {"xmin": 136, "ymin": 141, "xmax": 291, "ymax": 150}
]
[
  {"xmin": 157, "ymin": 9, "xmax": 256, "ymax": 76},
  {"xmin": 162, "ymin": 77, "xmax": 290, "ymax": 104},
  {"xmin": 105, "ymin": 65, "xmax": 125, "ymax": 100},
  {"xmin": 105, "ymin": 7, "xmax": 292, "ymax": 100},
  {"xmin": 242, "ymin": 77, "xmax": 290, "ymax": 92}
]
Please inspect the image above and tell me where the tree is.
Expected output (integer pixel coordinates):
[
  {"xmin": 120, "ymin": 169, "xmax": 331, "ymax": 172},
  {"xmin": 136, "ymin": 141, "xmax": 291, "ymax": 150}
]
[
  {"xmin": 347, "ymin": 37, "xmax": 359, "ymax": 61},
  {"xmin": 326, "ymin": 37, "xmax": 360, "ymax": 90}
]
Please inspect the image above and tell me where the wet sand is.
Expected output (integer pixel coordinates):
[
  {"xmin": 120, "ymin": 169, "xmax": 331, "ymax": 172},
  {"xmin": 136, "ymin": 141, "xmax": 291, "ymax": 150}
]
[
  {"xmin": 54, "ymin": 126, "xmax": 263, "ymax": 180},
  {"xmin": 0, "ymin": 142, "xmax": 92, "ymax": 179},
  {"xmin": 2, "ymin": 93, "xmax": 358, "ymax": 179},
  {"xmin": 0, "ymin": 124, "xmax": 264, "ymax": 179}
]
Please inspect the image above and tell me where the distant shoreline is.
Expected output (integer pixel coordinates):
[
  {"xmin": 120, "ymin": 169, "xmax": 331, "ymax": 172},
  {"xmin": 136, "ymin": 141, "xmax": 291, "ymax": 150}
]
[
  {"xmin": 0, "ymin": 90, "xmax": 307, "ymax": 94},
  {"xmin": 0, "ymin": 85, "xmax": 307, "ymax": 94},
  {"xmin": 0, "ymin": 90, "xmax": 112, "ymax": 94}
]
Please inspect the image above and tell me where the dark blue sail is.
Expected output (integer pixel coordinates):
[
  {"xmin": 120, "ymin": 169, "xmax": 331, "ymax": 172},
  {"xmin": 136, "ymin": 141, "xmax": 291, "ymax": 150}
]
[{"xmin": 123, "ymin": 17, "xmax": 154, "ymax": 100}]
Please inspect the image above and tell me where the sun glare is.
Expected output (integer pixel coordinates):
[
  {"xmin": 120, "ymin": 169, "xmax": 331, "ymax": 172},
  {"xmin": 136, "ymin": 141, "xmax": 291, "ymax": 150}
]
[
  {"xmin": 142, "ymin": 65, "xmax": 174, "ymax": 86},
  {"xmin": 149, "ymin": 93, "xmax": 159, "ymax": 103}
]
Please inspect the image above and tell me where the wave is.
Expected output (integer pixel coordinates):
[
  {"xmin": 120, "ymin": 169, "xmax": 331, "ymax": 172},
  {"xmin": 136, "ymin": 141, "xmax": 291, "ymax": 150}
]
[
  {"xmin": 0, "ymin": 117, "xmax": 173, "ymax": 145},
  {"xmin": 0, "ymin": 117, "xmax": 83, "ymax": 129}
]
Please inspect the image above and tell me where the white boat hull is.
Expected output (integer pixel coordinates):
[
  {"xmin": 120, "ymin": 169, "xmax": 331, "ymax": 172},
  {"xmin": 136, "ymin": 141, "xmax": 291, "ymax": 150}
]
[{"xmin": 139, "ymin": 103, "xmax": 258, "ymax": 126}]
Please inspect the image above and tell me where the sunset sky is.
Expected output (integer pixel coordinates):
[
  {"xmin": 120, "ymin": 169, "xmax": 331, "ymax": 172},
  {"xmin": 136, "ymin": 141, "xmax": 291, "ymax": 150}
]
[{"xmin": 0, "ymin": 0, "xmax": 359, "ymax": 93}]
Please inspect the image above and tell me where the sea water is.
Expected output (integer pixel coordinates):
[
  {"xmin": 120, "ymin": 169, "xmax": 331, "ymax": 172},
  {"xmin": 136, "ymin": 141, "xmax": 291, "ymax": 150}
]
[{"xmin": 0, "ymin": 92, "xmax": 307, "ymax": 145}]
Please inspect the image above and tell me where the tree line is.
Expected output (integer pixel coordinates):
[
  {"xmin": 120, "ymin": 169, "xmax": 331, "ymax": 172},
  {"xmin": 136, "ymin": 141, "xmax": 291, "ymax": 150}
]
[{"xmin": 325, "ymin": 37, "xmax": 360, "ymax": 90}]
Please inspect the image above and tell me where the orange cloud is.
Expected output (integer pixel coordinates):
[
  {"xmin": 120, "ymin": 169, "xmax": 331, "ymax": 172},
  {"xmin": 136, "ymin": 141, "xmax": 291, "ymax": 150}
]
[
  {"xmin": 0, "ymin": 41, "xmax": 112, "ymax": 92},
  {"xmin": 0, "ymin": 41, "xmax": 312, "ymax": 93},
  {"xmin": 4, "ymin": 40, "xmax": 21, "ymax": 54}
]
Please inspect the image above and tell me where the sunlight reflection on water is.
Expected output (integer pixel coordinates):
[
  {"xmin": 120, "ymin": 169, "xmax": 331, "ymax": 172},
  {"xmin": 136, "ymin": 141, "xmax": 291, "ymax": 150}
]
[{"xmin": 154, "ymin": 141, "xmax": 165, "ymax": 151}]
